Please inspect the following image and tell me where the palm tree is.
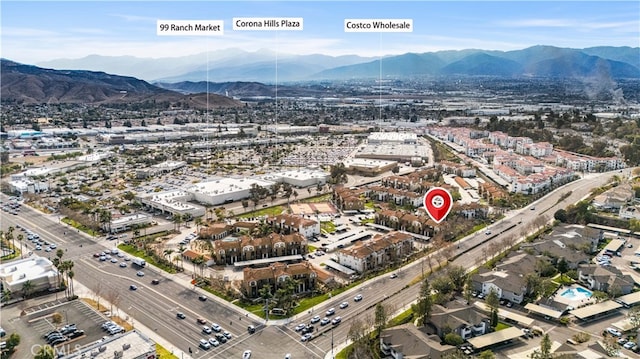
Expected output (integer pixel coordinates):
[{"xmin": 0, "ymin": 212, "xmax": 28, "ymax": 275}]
[
  {"xmin": 64, "ymin": 261, "xmax": 75, "ymax": 298},
  {"xmin": 1, "ymin": 289, "xmax": 12, "ymax": 304},
  {"xmin": 99, "ymin": 210, "xmax": 112, "ymax": 233},
  {"xmin": 17, "ymin": 233, "xmax": 24, "ymax": 258},
  {"xmin": 163, "ymin": 249, "xmax": 174, "ymax": 265},
  {"xmin": 173, "ymin": 214, "xmax": 183, "ymax": 231},
  {"xmin": 68, "ymin": 269, "xmax": 75, "ymax": 298},
  {"xmin": 22, "ymin": 280, "xmax": 34, "ymax": 299},
  {"xmin": 192, "ymin": 256, "xmax": 204, "ymax": 277},
  {"xmin": 194, "ymin": 217, "xmax": 203, "ymax": 234},
  {"xmin": 5, "ymin": 226, "xmax": 15, "ymax": 254}
]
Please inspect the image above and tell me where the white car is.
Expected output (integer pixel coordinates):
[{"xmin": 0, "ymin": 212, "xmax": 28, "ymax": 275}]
[
  {"xmin": 295, "ymin": 323, "xmax": 306, "ymax": 332},
  {"xmin": 606, "ymin": 327, "xmax": 622, "ymax": 337},
  {"xmin": 242, "ymin": 350, "xmax": 252, "ymax": 359},
  {"xmin": 339, "ymin": 301, "xmax": 349, "ymax": 309},
  {"xmin": 326, "ymin": 308, "xmax": 335, "ymax": 316},
  {"xmin": 211, "ymin": 323, "xmax": 221, "ymax": 332},
  {"xmin": 354, "ymin": 294, "xmax": 363, "ymax": 302},
  {"xmin": 310, "ymin": 315, "xmax": 321, "ymax": 324}
]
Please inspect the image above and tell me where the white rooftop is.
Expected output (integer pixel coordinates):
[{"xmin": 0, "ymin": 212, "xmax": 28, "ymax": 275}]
[
  {"xmin": 148, "ymin": 190, "xmax": 197, "ymax": 211},
  {"xmin": 343, "ymin": 158, "xmax": 396, "ymax": 169},
  {"xmin": 62, "ymin": 330, "xmax": 155, "ymax": 359},
  {"xmin": 77, "ymin": 152, "xmax": 113, "ymax": 162},
  {"xmin": 111, "ymin": 213, "xmax": 153, "ymax": 225},
  {"xmin": 0, "ymin": 256, "xmax": 58, "ymax": 288},
  {"xmin": 151, "ymin": 160, "xmax": 186, "ymax": 169},
  {"xmin": 368, "ymin": 132, "xmax": 417, "ymax": 142},
  {"xmin": 188, "ymin": 178, "xmax": 275, "ymax": 196}
]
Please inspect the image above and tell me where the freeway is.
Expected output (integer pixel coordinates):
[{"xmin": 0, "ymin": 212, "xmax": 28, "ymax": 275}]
[{"xmin": 0, "ymin": 169, "xmax": 630, "ymax": 358}]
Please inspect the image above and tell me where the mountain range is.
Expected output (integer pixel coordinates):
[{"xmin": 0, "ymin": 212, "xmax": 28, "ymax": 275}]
[
  {"xmin": 37, "ymin": 45, "xmax": 640, "ymax": 83},
  {"xmin": 0, "ymin": 59, "xmax": 242, "ymax": 106}
]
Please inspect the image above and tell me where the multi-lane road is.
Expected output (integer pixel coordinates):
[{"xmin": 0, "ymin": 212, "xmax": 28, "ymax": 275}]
[{"xmin": 1, "ymin": 168, "xmax": 632, "ymax": 358}]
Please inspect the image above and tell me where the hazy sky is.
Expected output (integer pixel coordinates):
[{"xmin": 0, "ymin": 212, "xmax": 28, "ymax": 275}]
[{"xmin": 2, "ymin": 1, "xmax": 638, "ymax": 64}]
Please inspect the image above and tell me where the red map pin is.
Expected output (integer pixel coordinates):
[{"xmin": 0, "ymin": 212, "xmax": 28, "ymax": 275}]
[{"xmin": 423, "ymin": 187, "xmax": 453, "ymax": 224}]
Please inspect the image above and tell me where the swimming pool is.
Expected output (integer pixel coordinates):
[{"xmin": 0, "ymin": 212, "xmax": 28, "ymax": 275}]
[{"xmin": 559, "ymin": 287, "xmax": 593, "ymax": 301}]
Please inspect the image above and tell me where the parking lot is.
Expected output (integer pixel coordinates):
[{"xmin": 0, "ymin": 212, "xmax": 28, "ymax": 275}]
[{"xmin": 1, "ymin": 299, "xmax": 118, "ymax": 358}]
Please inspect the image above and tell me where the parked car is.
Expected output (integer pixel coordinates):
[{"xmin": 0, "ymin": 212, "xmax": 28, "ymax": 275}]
[
  {"xmin": 606, "ymin": 327, "xmax": 622, "ymax": 337},
  {"xmin": 247, "ymin": 325, "xmax": 256, "ymax": 334},
  {"xmin": 177, "ymin": 312, "xmax": 186, "ymax": 319}
]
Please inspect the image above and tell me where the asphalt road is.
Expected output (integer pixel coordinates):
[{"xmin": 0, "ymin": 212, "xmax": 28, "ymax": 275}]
[{"xmin": 0, "ymin": 169, "xmax": 629, "ymax": 358}]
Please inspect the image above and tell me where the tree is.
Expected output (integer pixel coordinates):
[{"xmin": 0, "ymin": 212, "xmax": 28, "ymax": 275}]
[
  {"xmin": 1, "ymin": 288, "xmax": 11, "ymax": 304},
  {"xmin": 22, "ymin": 280, "xmax": 34, "ymax": 299},
  {"xmin": 441, "ymin": 349, "xmax": 468, "ymax": 359},
  {"xmin": 259, "ymin": 284, "xmax": 273, "ymax": 317},
  {"xmin": 554, "ymin": 209, "xmax": 567, "ymax": 222},
  {"xmin": 485, "ymin": 288, "xmax": 500, "ymax": 327},
  {"xmin": 446, "ymin": 265, "xmax": 467, "ymax": 292},
  {"xmin": 51, "ymin": 312, "xmax": 63, "ymax": 325},
  {"xmin": 374, "ymin": 302, "xmax": 387, "ymax": 336},
  {"xmin": 444, "ymin": 332, "xmax": 464, "ymax": 346},
  {"xmin": 17, "ymin": 233, "xmax": 24, "ymax": 258},
  {"xmin": 412, "ymin": 278, "xmax": 433, "ymax": 326},
  {"xmin": 530, "ymin": 333, "xmax": 552, "ymax": 359},
  {"xmin": 479, "ymin": 350, "xmax": 496, "ymax": 359},
  {"xmin": 557, "ymin": 257, "xmax": 569, "ymax": 281},
  {"xmin": 6, "ymin": 332, "xmax": 20, "ymax": 352},
  {"xmin": 628, "ymin": 306, "xmax": 640, "ymax": 348},
  {"xmin": 34, "ymin": 344, "xmax": 55, "ymax": 359}
]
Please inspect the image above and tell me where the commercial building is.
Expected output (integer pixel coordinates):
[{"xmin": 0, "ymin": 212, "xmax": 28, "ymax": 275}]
[
  {"xmin": 106, "ymin": 213, "xmax": 154, "ymax": 233},
  {"xmin": 186, "ymin": 177, "xmax": 275, "ymax": 206},
  {"xmin": 260, "ymin": 168, "xmax": 329, "ymax": 188},
  {"xmin": 0, "ymin": 256, "xmax": 59, "ymax": 294},
  {"xmin": 136, "ymin": 160, "xmax": 186, "ymax": 179},
  {"xmin": 343, "ymin": 158, "xmax": 397, "ymax": 176},
  {"xmin": 61, "ymin": 330, "xmax": 156, "ymax": 359},
  {"xmin": 137, "ymin": 190, "xmax": 204, "ymax": 218}
]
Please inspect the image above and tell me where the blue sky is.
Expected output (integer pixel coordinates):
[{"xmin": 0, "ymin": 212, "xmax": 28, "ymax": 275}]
[{"xmin": 1, "ymin": 1, "xmax": 638, "ymax": 63}]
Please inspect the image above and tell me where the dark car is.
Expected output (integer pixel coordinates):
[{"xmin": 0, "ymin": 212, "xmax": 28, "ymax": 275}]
[
  {"xmin": 247, "ymin": 325, "xmax": 256, "ymax": 334},
  {"xmin": 198, "ymin": 295, "xmax": 207, "ymax": 301},
  {"xmin": 215, "ymin": 333, "xmax": 227, "ymax": 343},
  {"xmin": 43, "ymin": 330, "xmax": 60, "ymax": 339},
  {"xmin": 176, "ymin": 312, "xmax": 186, "ymax": 319},
  {"xmin": 49, "ymin": 337, "xmax": 68, "ymax": 346},
  {"xmin": 151, "ymin": 279, "xmax": 160, "ymax": 285},
  {"xmin": 67, "ymin": 330, "xmax": 85, "ymax": 339}
]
